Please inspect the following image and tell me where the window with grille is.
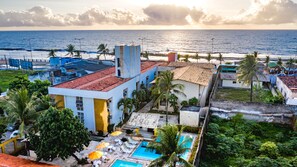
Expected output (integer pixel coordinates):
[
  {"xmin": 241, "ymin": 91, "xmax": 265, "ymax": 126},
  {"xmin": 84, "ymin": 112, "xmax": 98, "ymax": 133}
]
[
  {"xmin": 76, "ymin": 97, "xmax": 83, "ymax": 111},
  {"xmin": 123, "ymin": 88, "xmax": 128, "ymax": 98},
  {"xmin": 77, "ymin": 112, "xmax": 84, "ymax": 124}
]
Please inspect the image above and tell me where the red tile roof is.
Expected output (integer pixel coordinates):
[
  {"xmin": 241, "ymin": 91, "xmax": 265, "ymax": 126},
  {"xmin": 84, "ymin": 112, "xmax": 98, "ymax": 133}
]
[
  {"xmin": 0, "ymin": 154, "xmax": 58, "ymax": 167},
  {"xmin": 279, "ymin": 76, "xmax": 297, "ymax": 92},
  {"xmin": 54, "ymin": 61, "xmax": 160, "ymax": 92}
]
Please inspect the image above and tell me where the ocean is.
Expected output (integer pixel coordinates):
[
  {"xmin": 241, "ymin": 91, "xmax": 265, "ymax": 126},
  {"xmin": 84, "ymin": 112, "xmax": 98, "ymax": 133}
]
[{"xmin": 0, "ymin": 30, "xmax": 297, "ymax": 60}]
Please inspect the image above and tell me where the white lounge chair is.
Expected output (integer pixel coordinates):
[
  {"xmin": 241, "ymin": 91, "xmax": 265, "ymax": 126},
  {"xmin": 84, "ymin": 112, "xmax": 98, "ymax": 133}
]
[
  {"xmin": 128, "ymin": 137, "xmax": 138, "ymax": 145},
  {"xmin": 124, "ymin": 142, "xmax": 135, "ymax": 149},
  {"xmin": 121, "ymin": 145, "xmax": 132, "ymax": 154}
]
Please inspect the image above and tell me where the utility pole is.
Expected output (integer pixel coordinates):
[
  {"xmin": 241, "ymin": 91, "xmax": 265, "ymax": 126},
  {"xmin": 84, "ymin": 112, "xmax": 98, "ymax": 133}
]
[
  {"xmin": 75, "ymin": 38, "xmax": 84, "ymax": 51},
  {"xmin": 139, "ymin": 37, "xmax": 146, "ymax": 53}
]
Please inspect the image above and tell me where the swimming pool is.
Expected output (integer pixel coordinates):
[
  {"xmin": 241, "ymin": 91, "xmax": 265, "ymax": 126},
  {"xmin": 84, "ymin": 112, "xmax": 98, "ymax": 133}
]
[
  {"xmin": 131, "ymin": 135, "xmax": 193, "ymax": 160},
  {"xmin": 111, "ymin": 159, "xmax": 143, "ymax": 167}
]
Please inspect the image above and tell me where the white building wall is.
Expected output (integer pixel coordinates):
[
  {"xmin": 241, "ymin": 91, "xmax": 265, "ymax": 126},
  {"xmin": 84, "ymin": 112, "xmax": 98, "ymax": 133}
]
[
  {"xmin": 222, "ymin": 80, "xmax": 263, "ymax": 89},
  {"xmin": 64, "ymin": 96, "xmax": 96, "ymax": 131},
  {"xmin": 276, "ymin": 77, "xmax": 297, "ymax": 105},
  {"xmin": 180, "ymin": 111, "xmax": 199, "ymax": 127}
]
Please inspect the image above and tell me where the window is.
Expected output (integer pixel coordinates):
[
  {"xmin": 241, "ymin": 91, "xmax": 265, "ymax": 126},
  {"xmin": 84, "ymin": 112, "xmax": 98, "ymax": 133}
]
[
  {"xmin": 123, "ymin": 88, "xmax": 128, "ymax": 98},
  {"xmin": 117, "ymin": 58, "xmax": 121, "ymax": 67},
  {"xmin": 76, "ymin": 97, "xmax": 83, "ymax": 111},
  {"xmin": 77, "ymin": 112, "xmax": 84, "ymax": 124},
  {"xmin": 146, "ymin": 76, "xmax": 149, "ymax": 87},
  {"xmin": 232, "ymin": 81, "xmax": 237, "ymax": 84},
  {"xmin": 117, "ymin": 70, "xmax": 121, "ymax": 77}
]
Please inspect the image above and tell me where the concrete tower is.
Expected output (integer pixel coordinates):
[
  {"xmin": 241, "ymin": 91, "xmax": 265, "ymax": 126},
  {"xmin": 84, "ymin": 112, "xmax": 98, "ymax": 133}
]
[{"xmin": 115, "ymin": 45, "xmax": 141, "ymax": 78}]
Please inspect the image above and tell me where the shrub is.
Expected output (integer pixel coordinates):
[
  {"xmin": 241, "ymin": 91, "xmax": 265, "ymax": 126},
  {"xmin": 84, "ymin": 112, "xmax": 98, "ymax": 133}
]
[
  {"xmin": 181, "ymin": 100, "xmax": 188, "ymax": 107},
  {"xmin": 189, "ymin": 97, "xmax": 199, "ymax": 106},
  {"xmin": 259, "ymin": 141, "xmax": 279, "ymax": 159}
]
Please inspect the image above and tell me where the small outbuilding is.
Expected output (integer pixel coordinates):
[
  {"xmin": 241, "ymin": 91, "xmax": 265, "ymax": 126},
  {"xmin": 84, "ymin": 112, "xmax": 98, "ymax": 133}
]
[{"xmin": 179, "ymin": 106, "xmax": 200, "ymax": 127}]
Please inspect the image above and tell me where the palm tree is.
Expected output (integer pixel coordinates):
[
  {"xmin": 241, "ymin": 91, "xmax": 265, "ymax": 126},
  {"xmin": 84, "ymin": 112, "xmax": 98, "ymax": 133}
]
[
  {"xmin": 74, "ymin": 50, "xmax": 82, "ymax": 58},
  {"xmin": 182, "ymin": 55, "xmax": 189, "ymax": 62},
  {"xmin": 48, "ymin": 49, "xmax": 56, "ymax": 58},
  {"xmin": 264, "ymin": 56, "xmax": 270, "ymax": 68},
  {"xmin": 218, "ymin": 53, "xmax": 223, "ymax": 64},
  {"xmin": 237, "ymin": 55, "xmax": 262, "ymax": 102},
  {"xmin": 151, "ymin": 71, "xmax": 185, "ymax": 124},
  {"xmin": 147, "ymin": 125, "xmax": 193, "ymax": 167},
  {"xmin": 142, "ymin": 51, "xmax": 149, "ymax": 60},
  {"xmin": 194, "ymin": 52, "xmax": 199, "ymax": 63},
  {"xmin": 207, "ymin": 53, "xmax": 212, "ymax": 63},
  {"xmin": 132, "ymin": 90, "xmax": 147, "ymax": 110},
  {"xmin": 254, "ymin": 51, "xmax": 258, "ymax": 58},
  {"xmin": 97, "ymin": 44, "xmax": 109, "ymax": 60},
  {"xmin": 66, "ymin": 44, "xmax": 75, "ymax": 57},
  {"xmin": 277, "ymin": 57, "xmax": 283, "ymax": 66},
  {"xmin": 0, "ymin": 88, "xmax": 40, "ymax": 137},
  {"xmin": 286, "ymin": 58, "xmax": 295, "ymax": 75},
  {"xmin": 117, "ymin": 98, "xmax": 133, "ymax": 119}
]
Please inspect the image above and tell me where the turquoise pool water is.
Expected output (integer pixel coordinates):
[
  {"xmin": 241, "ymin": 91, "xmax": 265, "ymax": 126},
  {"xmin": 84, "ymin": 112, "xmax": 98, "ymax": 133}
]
[
  {"xmin": 111, "ymin": 159, "xmax": 143, "ymax": 167},
  {"xmin": 131, "ymin": 135, "xmax": 193, "ymax": 160}
]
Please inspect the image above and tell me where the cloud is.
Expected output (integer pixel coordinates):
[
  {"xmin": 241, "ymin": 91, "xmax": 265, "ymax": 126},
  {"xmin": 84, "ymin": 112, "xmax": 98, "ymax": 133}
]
[
  {"xmin": 224, "ymin": 0, "xmax": 297, "ymax": 24},
  {"xmin": 142, "ymin": 4, "xmax": 190, "ymax": 25},
  {"xmin": 0, "ymin": 1, "xmax": 297, "ymax": 27}
]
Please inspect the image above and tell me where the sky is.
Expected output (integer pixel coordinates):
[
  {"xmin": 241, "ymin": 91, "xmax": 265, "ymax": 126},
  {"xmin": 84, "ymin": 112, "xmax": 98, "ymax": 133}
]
[{"xmin": 0, "ymin": 0, "xmax": 297, "ymax": 30}]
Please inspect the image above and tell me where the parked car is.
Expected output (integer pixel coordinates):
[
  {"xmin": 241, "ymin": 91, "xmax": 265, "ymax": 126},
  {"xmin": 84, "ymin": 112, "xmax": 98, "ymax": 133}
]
[{"xmin": 10, "ymin": 130, "xmax": 20, "ymax": 139}]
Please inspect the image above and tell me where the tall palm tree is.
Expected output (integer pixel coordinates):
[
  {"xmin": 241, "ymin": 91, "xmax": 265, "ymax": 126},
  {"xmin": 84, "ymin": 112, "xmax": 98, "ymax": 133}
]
[
  {"xmin": 66, "ymin": 44, "xmax": 75, "ymax": 57},
  {"xmin": 277, "ymin": 57, "xmax": 283, "ymax": 67},
  {"xmin": 132, "ymin": 90, "xmax": 147, "ymax": 110},
  {"xmin": 97, "ymin": 44, "xmax": 109, "ymax": 60},
  {"xmin": 0, "ymin": 88, "xmax": 40, "ymax": 137},
  {"xmin": 237, "ymin": 55, "xmax": 262, "ymax": 102},
  {"xmin": 151, "ymin": 71, "xmax": 185, "ymax": 124},
  {"xmin": 117, "ymin": 98, "xmax": 133, "ymax": 119},
  {"xmin": 218, "ymin": 53, "xmax": 223, "ymax": 64},
  {"xmin": 264, "ymin": 55, "xmax": 270, "ymax": 68},
  {"xmin": 147, "ymin": 125, "xmax": 193, "ymax": 167},
  {"xmin": 194, "ymin": 52, "xmax": 199, "ymax": 63},
  {"xmin": 286, "ymin": 58, "xmax": 295, "ymax": 75},
  {"xmin": 48, "ymin": 49, "xmax": 56, "ymax": 58},
  {"xmin": 207, "ymin": 53, "xmax": 212, "ymax": 63}
]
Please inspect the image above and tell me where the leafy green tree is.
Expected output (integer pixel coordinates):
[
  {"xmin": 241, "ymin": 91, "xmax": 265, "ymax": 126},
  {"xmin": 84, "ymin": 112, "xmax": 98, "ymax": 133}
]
[
  {"xmin": 188, "ymin": 97, "xmax": 199, "ymax": 106},
  {"xmin": 218, "ymin": 53, "xmax": 223, "ymax": 64},
  {"xmin": 132, "ymin": 89, "xmax": 147, "ymax": 110},
  {"xmin": 28, "ymin": 80, "xmax": 51, "ymax": 97},
  {"xmin": 66, "ymin": 44, "xmax": 75, "ymax": 57},
  {"xmin": 259, "ymin": 141, "xmax": 279, "ymax": 159},
  {"xmin": 151, "ymin": 71, "xmax": 185, "ymax": 124},
  {"xmin": 97, "ymin": 43, "xmax": 109, "ymax": 60},
  {"xmin": 168, "ymin": 94, "xmax": 178, "ymax": 113},
  {"xmin": 48, "ymin": 49, "xmax": 56, "ymax": 58},
  {"xmin": 30, "ymin": 107, "xmax": 90, "ymax": 162},
  {"xmin": 253, "ymin": 51, "xmax": 258, "ymax": 58},
  {"xmin": 181, "ymin": 100, "xmax": 188, "ymax": 107},
  {"xmin": 0, "ymin": 88, "xmax": 40, "ymax": 137},
  {"xmin": 117, "ymin": 98, "xmax": 134, "ymax": 119},
  {"xmin": 147, "ymin": 125, "xmax": 193, "ymax": 167},
  {"xmin": 207, "ymin": 53, "xmax": 212, "ymax": 63},
  {"xmin": 8, "ymin": 76, "xmax": 30, "ymax": 91},
  {"xmin": 237, "ymin": 54, "xmax": 262, "ymax": 102},
  {"xmin": 177, "ymin": 54, "xmax": 181, "ymax": 61},
  {"xmin": 248, "ymin": 156, "xmax": 277, "ymax": 167},
  {"xmin": 194, "ymin": 52, "xmax": 199, "ymax": 63},
  {"xmin": 277, "ymin": 57, "xmax": 283, "ymax": 66}
]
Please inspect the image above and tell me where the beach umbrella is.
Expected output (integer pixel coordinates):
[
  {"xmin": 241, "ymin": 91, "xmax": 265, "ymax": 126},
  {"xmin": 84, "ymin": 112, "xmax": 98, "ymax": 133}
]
[
  {"xmin": 110, "ymin": 131, "xmax": 122, "ymax": 136},
  {"xmin": 88, "ymin": 151, "xmax": 103, "ymax": 160},
  {"xmin": 96, "ymin": 141, "xmax": 110, "ymax": 149}
]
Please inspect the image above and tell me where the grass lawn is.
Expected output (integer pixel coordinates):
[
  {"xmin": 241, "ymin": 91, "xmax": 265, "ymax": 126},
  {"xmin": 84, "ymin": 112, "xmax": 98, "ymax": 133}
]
[
  {"xmin": 0, "ymin": 70, "xmax": 29, "ymax": 91},
  {"xmin": 215, "ymin": 88, "xmax": 271, "ymax": 102}
]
